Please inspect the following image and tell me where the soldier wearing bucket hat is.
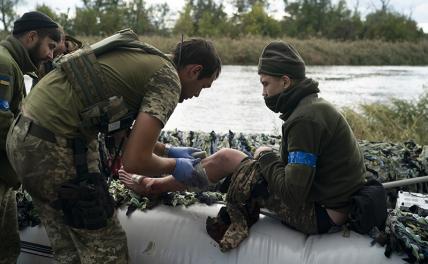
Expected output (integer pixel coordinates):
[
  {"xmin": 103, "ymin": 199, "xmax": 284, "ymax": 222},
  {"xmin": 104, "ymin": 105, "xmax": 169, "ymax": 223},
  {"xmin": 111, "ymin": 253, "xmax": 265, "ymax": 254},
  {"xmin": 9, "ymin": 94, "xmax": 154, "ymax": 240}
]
[{"xmin": 0, "ymin": 11, "xmax": 61, "ymax": 263}]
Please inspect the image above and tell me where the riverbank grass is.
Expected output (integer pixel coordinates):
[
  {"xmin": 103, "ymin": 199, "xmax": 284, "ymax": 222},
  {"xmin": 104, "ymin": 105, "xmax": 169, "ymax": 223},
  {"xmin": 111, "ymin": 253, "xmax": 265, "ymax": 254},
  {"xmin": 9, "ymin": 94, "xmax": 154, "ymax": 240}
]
[
  {"xmin": 76, "ymin": 35, "xmax": 428, "ymax": 66},
  {"xmin": 342, "ymin": 91, "xmax": 428, "ymax": 145}
]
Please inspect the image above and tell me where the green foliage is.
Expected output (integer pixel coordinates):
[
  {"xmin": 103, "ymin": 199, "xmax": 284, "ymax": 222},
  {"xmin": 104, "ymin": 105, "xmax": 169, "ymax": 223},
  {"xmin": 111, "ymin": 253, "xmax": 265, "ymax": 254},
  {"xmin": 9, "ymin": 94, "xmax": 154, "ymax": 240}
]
[
  {"xmin": 173, "ymin": 2, "xmax": 194, "ymax": 35},
  {"xmin": 364, "ymin": 10, "xmax": 424, "ymax": 41},
  {"xmin": 148, "ymin": 3, "xmax": 170, "ymax": 35},
  {"xmin": 282, "ymin": 0, "xmax": 424, "ymax": 41},
  {"xmin": 174, "ymin": 0, "xmax": 229, "ymax": 37},
  {"xmin": 240, "ymin": 2, "xmax": 281, "ymax": 37},
  {"xmin": 232, "ymin": 0, "xmax": 267, "ymax": 14},
  {"xmin": 77, "ymin": 35, "xmax": 428, "ymax": 66},
  {"xmin": 35, "ymin": 4, "xmax": 75, "ymax": 34},
  {"xmin": 7, "ymin": 0, "xmax": 426, "ymax": 44},
  {"xmin": 198, "ymin": 11, "xmax": 228, "ymax": 37},
  {"xmin": 342, "ymin": 91, "xmax": 428, "ymax": 145},
  {"xmin": 0, "ymin": 0, "xmax": 20, "ymax": 32},
  {"xmin": 35, "ymin": 4, "xmax": 59, "ymax": 22},
  {"xmin": 74, "ymin": 7, "xmax": 99, "ymax": 35}
]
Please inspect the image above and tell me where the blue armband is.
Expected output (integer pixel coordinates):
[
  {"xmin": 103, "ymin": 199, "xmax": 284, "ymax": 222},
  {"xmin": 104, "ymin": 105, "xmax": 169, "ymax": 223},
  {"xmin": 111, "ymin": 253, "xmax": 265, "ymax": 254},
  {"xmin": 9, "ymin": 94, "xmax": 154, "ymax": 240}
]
[
  {"xmin": 0, "ymin": 99, "xmax": 9, "ymax": 110},
  {"xmin": 288, "ymin": 151, "xmax": 317, "ymax": 168}
]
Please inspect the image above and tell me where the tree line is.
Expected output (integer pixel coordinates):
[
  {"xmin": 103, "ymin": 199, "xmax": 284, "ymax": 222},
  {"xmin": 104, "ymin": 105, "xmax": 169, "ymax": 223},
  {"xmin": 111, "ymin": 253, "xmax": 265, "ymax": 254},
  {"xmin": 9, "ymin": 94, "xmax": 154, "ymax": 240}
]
[{"xmin": 1, "ymin": 0, "xmax": 425, "ymax": 41}]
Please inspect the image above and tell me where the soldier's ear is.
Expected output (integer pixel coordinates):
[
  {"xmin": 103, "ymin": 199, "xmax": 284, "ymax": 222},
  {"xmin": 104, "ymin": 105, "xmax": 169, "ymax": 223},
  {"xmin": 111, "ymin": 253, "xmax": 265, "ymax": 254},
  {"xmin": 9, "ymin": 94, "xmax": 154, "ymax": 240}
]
[
  {"xmin": 281, "ymin": 75, "xmax": 292, "ymax": 89},
  {"xmin": 190, "ymin": 65, "xmax": 202, "ymax": 78},
  {"xmin": 22, "ymin": 31, "xmax": 39, "ymax": 48},
  {"xmin": 28, "ymin": 31, "xmax": 39, "ymax": 42}
]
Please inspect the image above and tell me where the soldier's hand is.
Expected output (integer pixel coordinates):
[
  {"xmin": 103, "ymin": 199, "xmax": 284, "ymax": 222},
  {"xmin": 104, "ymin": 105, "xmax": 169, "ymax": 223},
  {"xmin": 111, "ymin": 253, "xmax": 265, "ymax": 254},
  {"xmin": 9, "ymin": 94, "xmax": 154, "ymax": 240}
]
[
  {"xmin": 172, "ymin": 158, "xmax": 201, "ymax": 185},
  {"xmin": 166, "ymin": 146, "xmax": 202, "ymax": 159},
  {"xmin": 254, "ymin": 146, "xmax": 273, "ymax": 159}
]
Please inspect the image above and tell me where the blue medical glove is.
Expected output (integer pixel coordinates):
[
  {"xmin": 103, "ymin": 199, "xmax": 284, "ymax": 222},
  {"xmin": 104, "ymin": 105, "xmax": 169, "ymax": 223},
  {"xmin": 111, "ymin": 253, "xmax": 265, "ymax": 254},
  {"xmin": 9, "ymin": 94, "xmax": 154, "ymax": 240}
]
[
  {"xmin": 172, "ymin": 158, "xmax": 201, "ymax": 185},
  {"xmin": 166, "ymin": 146, "xmax": 202, "ymax": 159}
]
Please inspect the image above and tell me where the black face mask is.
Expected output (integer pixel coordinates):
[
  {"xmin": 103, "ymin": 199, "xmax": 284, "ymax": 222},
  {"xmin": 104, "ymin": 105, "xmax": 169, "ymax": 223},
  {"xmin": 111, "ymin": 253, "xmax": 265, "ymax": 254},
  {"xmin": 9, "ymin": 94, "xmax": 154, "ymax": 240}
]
[
  {"xmin": 263, "ymin": 78, "xmax": 320, "ymax": 116},
  {"xmin": 264, "ymin": 92, "xmax": 282, "ymax": 113}
]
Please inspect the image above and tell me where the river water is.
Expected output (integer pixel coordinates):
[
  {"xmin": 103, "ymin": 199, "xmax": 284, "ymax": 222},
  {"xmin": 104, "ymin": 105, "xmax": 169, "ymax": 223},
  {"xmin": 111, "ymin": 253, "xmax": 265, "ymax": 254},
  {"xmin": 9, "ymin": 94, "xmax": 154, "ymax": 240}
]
[{"xmin": 25, "ymin": 65, "xmax": 428, "ymax": 135}]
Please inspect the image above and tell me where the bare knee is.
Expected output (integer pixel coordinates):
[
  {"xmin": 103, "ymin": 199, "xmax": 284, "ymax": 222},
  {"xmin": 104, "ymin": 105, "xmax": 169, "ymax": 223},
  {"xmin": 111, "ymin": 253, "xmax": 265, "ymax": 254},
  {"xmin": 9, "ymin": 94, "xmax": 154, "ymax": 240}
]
[{"xmin": 203, "ymin": 148, "xmax": 247, "ymax": 174}]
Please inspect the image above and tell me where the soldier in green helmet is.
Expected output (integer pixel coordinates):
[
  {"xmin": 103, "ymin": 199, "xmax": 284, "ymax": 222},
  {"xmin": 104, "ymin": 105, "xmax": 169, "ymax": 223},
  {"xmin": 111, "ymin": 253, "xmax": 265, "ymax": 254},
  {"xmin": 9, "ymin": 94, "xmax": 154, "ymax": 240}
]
[
  {"xmin": 0, "ymin": 11, "xmax": 61, "ymax": 263},
  {"xmin": 6, "ymin": 29, "xmax": 221, "ymax": 263}
]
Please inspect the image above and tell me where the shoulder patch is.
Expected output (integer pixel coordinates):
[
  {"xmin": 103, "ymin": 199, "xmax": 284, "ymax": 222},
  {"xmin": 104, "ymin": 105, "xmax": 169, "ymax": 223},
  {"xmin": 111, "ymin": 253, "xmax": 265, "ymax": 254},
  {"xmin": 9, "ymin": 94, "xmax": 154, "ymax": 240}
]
[
  {"xmin": 0, "ymin": 99, "xmax": 9, "ymax": 110},
  {"xmin": 0, "ymin": 75, "xmax": 10, "ymax": 86}
]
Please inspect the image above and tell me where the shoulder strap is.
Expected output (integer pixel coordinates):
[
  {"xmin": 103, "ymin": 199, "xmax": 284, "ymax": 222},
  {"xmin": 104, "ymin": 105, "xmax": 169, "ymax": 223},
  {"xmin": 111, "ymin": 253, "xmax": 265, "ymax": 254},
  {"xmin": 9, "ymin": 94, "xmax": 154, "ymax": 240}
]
[{"xmin": 90, "ymin": 28, "xmax": 172, "ymax": 63}]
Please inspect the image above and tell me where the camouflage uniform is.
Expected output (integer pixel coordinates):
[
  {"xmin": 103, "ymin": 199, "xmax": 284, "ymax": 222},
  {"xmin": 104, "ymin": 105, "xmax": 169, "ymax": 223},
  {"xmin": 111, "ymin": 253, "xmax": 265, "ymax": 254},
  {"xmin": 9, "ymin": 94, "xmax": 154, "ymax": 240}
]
[
  {"xmin": 0, "ymin": 36, "xmax": 37, "ymax": 263},
  {"xmin": 207, "ymin": 159, "xmax": 318, "ymax": 252},
  {"xmin": 7, "ymin": 118, "xmax": 128, "ymax": 263},
  {"xmin": 7, "ymin": 32, "xmax": 180, "ymax": 263}
]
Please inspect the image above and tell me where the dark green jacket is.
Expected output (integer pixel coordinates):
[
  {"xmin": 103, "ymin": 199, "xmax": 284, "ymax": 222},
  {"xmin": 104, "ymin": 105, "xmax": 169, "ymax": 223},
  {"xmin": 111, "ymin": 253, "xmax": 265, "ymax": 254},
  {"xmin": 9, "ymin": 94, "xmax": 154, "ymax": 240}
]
[
  {"xmin": 259, "ymin": 81, "xmax": 365, "ymax": 211},
  {"xmin": 0, "ymin": 36, "xmax": 37, "ymax": 188},
  {"xmin": 0, "ymin": 36, "xmax": 37, "ymax": 150}
]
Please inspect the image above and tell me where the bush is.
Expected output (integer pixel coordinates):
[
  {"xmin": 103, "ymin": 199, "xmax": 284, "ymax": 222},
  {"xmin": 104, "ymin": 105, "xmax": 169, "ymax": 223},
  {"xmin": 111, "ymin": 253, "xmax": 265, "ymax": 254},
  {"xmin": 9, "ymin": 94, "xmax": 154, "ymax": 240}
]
[
  {"xmin": 342, "ymin": 91, "xmax": 428, "ymax": 145},
  {"xmin": 75, "ymin": 35, "xmax": 428, "ymax": 66}
]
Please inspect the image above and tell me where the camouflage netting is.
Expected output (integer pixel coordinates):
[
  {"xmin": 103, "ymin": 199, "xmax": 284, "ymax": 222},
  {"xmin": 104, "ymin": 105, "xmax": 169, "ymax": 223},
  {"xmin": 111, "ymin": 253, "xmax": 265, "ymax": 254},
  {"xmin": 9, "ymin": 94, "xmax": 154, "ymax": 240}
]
[
  {"xmin": 16, "ymin": 130, "xmax": 428, "ymax": 261},
  {"xmin": 384, "ymin": 207, "xmax": 428, "ymax": 263}
]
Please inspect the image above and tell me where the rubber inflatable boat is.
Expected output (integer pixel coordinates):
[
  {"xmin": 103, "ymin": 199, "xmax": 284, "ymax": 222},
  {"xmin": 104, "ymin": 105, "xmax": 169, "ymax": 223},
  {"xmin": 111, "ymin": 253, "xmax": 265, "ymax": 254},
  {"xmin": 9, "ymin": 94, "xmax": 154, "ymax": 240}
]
[{"xmin": 18, "ymin": 203, "xmax": 403, "ymax": 264}]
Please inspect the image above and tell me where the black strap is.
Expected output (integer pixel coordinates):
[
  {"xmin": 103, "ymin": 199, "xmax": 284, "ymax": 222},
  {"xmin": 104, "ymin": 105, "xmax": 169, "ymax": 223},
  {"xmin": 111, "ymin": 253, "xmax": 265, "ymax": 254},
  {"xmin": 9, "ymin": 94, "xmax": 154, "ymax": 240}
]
[
  {"xmin": 19, "ymin": 115, "xmax": 74, "ymax": 148},
  {"xmin": 72, "ymin": 138, "xmax": 89, "ymax": 181}
]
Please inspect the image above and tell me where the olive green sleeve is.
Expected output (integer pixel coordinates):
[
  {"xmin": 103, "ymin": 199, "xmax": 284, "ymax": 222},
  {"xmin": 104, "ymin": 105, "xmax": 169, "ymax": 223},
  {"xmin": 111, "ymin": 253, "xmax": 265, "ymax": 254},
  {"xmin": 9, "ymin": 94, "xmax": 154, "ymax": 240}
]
[
  {"xmin": 0, "ymin": 69, "xmax": 14, "ymax": 151},
  {"xmin": 259, "ymin": 120, "xmax": 325, "ymax": 205}
]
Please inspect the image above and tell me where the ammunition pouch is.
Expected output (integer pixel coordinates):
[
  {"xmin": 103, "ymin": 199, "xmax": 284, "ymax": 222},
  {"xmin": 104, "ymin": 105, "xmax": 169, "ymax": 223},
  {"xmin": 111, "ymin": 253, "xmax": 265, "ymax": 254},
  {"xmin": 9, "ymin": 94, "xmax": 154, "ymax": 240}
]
[
  {"xmin": 52, "ymin": 173, "xmax": 114, "ymax": 230},
  {"xmin": 79, "ymin": 96, "xmax": 136, "ymax": 134},
  {"xmin": 51, "ymin": 137, "xmax": 115, "ymax": 230}
]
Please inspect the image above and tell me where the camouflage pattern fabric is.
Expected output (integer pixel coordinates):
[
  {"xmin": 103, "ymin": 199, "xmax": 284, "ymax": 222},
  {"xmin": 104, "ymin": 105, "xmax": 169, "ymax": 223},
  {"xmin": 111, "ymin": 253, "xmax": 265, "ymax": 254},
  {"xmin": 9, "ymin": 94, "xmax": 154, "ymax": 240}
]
[
  {"xmin": 0, "ymin": 182, "xmax": 20, "ymax": 264},
  {"xmin": 138, "ymin": 62, "xmax": 180, "ymax": 126},
  {"xmin": 256, "ymin": 194, "xmax": 318, "ymax": 235},
  {"xmin": 206, "ymin": 157, "xmax": 317, "ymax": 251},
  {"xmin": 384, "ymin": 208, "xmax": 428, "ymax": 263},
  {"xmin": 221, "ymin": 159, "xmax": 260, "ymax": 251},
  {"xmin": 360, "ymin": 141, "xmax": 426, "ymax": 189},
  {"xmin": 6, "ymin": 117, "xmax": 128, "ymax": 264},
  {"xmin": 206, "ymin": 159, "xmax": 260, "ymax": 252}
]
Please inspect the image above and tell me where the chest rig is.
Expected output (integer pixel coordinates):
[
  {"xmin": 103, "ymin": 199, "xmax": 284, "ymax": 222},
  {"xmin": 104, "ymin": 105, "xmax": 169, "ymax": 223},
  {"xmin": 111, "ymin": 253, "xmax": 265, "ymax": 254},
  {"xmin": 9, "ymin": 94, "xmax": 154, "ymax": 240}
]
[{"xmin": 56, "ymin": 28, "xmax": 172, "ymax": 134}]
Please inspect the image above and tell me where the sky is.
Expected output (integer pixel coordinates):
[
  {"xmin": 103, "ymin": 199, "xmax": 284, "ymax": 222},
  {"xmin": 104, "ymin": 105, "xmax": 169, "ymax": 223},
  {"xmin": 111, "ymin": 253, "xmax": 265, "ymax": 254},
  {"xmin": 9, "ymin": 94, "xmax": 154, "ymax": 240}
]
[{"xmin": 16, "ymin": 0, "xmax": 428, "ymax": 33}]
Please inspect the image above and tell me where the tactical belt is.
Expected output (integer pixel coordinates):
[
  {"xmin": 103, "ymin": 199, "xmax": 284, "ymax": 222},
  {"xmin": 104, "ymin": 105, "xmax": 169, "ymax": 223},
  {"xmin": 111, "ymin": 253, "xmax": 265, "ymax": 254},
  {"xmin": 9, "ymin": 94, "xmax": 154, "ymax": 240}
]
[
  {"xmin": 17, "ymin": 115, "xmax": 114, "ymax": 230},
  {"xmin": 18, "ymin": 115, "xmax": 74, "ymax": 148},
  {"xmin": 17, "ymin": 115, "xmax": 90, "ymax": 176}
]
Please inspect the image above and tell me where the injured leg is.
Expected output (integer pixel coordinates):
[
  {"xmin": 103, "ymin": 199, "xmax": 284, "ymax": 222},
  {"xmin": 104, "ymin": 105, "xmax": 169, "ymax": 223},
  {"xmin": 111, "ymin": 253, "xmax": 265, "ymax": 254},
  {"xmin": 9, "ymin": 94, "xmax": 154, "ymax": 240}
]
[{"xmin": 119, "ymin": 148, "xmax": 248, "ymax": 195}]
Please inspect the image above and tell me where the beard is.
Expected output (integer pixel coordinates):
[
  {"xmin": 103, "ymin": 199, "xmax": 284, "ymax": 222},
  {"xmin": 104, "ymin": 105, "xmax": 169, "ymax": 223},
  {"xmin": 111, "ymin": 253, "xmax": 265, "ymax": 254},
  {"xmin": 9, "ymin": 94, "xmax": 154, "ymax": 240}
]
[{"xmin": 28, "ymin": 41, "xmax": 42, "ymax": 67}]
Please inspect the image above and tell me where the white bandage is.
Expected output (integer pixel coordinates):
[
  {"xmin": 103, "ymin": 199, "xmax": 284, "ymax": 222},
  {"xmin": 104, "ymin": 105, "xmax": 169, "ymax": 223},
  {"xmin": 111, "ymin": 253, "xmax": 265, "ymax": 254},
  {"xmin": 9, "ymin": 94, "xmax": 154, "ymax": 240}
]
[{"xmin": 131, "ymin": 174, "xmax": 143, "ymax": 184}]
